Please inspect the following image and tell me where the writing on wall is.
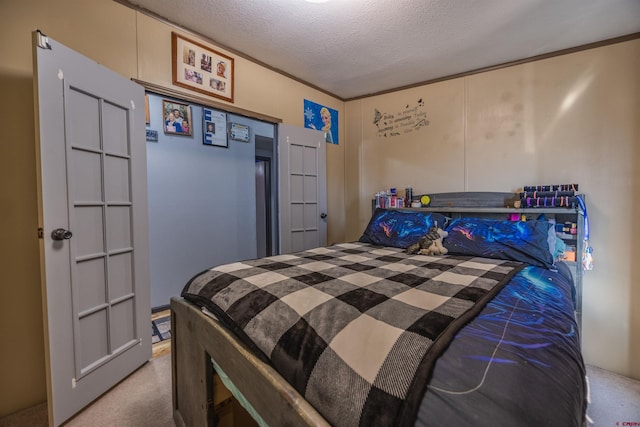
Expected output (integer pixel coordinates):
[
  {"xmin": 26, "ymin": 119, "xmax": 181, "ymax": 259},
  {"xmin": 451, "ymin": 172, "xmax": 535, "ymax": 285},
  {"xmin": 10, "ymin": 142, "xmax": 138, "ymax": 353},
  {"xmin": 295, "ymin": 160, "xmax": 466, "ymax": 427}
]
[{"xmin": 373, "ymin": 98, "xmax": 429, "ymax": 138}]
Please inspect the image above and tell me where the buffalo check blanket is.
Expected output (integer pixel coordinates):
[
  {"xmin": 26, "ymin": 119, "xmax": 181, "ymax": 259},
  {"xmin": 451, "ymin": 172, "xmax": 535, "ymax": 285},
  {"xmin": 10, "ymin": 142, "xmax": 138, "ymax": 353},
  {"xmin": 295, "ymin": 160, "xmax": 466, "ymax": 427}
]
[{"xmin": 182, "ymin": 242, "xmax": 525, "ymax": 427}]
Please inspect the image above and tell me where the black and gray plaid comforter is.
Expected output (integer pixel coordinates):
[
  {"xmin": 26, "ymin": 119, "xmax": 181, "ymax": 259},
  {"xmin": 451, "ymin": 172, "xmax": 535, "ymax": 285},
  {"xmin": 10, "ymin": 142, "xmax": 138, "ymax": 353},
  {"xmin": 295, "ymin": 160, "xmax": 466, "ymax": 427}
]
[{"xmin": 182, "ymin": 242, "xmax": 525, "ymax": 426}]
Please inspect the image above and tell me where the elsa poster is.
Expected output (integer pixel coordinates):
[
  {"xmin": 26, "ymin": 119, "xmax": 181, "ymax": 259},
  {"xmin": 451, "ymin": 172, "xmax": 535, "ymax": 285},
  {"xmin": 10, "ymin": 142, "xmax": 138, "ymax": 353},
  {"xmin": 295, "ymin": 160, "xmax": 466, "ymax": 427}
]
[{"xmin": 304, "ymin": 99, "xmax": 338, "ymax": 145}]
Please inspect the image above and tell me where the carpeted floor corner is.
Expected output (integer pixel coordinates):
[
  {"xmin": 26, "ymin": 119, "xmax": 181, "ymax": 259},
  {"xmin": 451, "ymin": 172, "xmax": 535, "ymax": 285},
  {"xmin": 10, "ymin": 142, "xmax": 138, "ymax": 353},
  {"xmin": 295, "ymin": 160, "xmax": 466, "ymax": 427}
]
[
  {"xmin": 586, "ymin": 364, "xmax": 640, "ymax": 424},
  {"xmin": 0, "ymin": 402, "xmax": 48, "ymax": 427},
  {"xmin": 64, "ymin": 354, "xmax": 174, "ymax": 427},
  {"xmin": 0, "ymin": 355, "xmax": 173, "ymax": 427}
]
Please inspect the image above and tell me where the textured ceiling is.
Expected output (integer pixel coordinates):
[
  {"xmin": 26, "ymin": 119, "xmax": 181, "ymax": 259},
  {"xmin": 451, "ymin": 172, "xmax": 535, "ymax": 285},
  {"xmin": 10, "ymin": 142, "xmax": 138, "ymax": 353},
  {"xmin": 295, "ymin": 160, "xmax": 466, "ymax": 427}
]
[{"xmin": 127, "ymin": 0, "xmax": 640, "ymax": 100}]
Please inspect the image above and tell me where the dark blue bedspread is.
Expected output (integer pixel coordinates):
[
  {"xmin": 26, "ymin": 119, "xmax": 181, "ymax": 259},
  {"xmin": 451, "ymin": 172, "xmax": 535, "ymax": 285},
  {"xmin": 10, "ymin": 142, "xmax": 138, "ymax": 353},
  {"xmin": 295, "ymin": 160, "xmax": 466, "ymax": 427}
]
[{"xmin": 417, "ymin": 262, "xmax": 586, "ymax": 426}]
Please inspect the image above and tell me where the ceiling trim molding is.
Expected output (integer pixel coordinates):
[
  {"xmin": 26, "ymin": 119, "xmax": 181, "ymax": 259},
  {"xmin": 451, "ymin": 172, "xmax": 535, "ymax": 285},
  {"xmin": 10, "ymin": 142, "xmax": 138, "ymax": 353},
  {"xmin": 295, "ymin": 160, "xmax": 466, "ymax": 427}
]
[
  {"xmin": 134, "ymin": 79, "xmax": 282, "ymax": 124},
  {"xmin": 344, "ymin": 32, "xmax": 640, "ymax": 101}
]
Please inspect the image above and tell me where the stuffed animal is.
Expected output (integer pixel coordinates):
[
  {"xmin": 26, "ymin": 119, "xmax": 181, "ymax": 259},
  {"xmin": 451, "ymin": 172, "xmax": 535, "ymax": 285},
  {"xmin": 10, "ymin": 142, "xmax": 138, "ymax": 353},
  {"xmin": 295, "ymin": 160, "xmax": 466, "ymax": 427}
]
[{"xmin": 406, "ymin": 223, "xmax": 449, "ymax": 256}]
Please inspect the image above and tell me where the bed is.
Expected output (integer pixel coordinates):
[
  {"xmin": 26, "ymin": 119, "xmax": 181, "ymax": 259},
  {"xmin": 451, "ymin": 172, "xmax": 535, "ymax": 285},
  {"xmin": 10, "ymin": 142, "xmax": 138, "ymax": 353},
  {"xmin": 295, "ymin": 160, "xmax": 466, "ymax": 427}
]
[{"xmin": 171, "ymin": 192, "xmax": 587, "ymax": 427}]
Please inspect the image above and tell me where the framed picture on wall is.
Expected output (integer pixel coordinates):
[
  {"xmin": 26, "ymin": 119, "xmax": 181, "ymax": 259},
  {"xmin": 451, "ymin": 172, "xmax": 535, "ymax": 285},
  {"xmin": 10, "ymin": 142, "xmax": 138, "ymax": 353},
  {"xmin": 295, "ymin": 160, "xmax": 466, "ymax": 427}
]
[
  {"xmin": 162, "ymin": 100, "xmax": 193, "ymax": 136},
  {"xmin": 203, "ymin": 107, "xmax": 228, "ymax": 147},
  {"xmin": 230, "ymin": 122, "xmax": 250, "ymax": 142},
  {"xmin": 171, "ymin": 32, "xmax": 235, "ymax": 103},
  {"xmin": 145, "ymin": 94, "xmax": 150, "ymax": 125},
  {"xmin": 303, "ymin": 99, "xmax": 338, "ymax": 144}
]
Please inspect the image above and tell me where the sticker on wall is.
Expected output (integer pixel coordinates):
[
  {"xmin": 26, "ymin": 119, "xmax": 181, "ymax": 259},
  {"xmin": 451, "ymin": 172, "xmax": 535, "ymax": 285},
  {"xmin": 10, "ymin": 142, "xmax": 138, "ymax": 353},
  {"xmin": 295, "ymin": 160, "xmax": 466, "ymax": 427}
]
[
  {"xmin": 373, "ymin": 98, "xmax": 429, "ymax": 138},
  {"xmin": 146, "ymin": 129, "xmax": 158, "ymax": 142},
  {"xmin": 304, "ymin": 99, "xmax": 338, "ymax": 145},
  {"xmin": 203, "ymin": 108, "xmax": 228, "ymax": 148}
]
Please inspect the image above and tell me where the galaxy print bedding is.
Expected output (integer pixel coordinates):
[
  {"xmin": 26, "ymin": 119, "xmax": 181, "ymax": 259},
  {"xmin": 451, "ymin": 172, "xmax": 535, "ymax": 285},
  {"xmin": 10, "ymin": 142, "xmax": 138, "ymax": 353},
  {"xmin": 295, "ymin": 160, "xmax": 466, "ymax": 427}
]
[
  {"xmin": 443, "ymin": 217, "xmax": 556, "ymax": 268},
  {"xmin": 359, "ymin": 208, "xmax": 448, "ymax": 249},
  {"xmin": 417, "ymin": 262, "xmax": 586, "ymax": 427}
]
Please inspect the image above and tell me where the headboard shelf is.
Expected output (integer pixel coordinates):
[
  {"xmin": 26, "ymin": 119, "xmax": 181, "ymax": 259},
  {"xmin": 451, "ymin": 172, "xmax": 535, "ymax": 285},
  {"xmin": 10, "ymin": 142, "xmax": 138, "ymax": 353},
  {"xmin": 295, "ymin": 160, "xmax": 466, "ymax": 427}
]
[
  {"xmin": 395, "ymin": 206, "xmax": 579, "ymax": 214},
  {"xmin": 372, "ymin": 191, "xmax": 580, "ymax": 214}
]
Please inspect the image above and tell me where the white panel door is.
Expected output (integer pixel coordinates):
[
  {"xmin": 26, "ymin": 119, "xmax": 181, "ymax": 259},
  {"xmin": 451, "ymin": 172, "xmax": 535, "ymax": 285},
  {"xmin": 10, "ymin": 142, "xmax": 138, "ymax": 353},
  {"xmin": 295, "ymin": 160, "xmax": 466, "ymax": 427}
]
[
  {"xmin": 279, "ymin": 124, "xmax": 327, "ymax": 253},
  {"xmin": 32, "ymin": 31, "xmax": 151, "ymax": 426}
]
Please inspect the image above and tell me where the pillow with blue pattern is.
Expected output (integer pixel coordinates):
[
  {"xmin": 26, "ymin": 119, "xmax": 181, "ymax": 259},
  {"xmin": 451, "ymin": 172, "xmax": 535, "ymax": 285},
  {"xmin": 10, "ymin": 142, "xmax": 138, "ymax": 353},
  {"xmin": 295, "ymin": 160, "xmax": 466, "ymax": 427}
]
[
  {"xmin": 359, "ymin": 209, "xmax": 448, "ymax": 249},
  {"xmin": 443, "ymin": 217, "xmax": 555, "ymax": 268}
]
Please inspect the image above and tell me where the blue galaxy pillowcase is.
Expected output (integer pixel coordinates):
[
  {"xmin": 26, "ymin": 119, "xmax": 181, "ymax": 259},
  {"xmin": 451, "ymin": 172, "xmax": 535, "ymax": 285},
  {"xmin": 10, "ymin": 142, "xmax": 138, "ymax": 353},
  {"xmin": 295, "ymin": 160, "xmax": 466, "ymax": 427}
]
[
  {"xmin": 359, "ymin": 209, "xmax": 448, "ymax": 249},
  {"xmin": 443, "ymin": 217, "xmax": 555, "ymax": 268}
]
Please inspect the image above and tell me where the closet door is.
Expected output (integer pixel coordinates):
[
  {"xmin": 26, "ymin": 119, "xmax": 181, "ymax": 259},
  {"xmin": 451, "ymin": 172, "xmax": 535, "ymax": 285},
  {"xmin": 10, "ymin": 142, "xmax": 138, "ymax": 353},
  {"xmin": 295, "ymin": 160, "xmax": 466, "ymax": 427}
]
[
  {"xmin": 279, "ymin": 124, "xmax": 327, "ymax": 253},
  {"xmin": 33, "ymin": 31, "xmax": 150, "ymax": 426}
]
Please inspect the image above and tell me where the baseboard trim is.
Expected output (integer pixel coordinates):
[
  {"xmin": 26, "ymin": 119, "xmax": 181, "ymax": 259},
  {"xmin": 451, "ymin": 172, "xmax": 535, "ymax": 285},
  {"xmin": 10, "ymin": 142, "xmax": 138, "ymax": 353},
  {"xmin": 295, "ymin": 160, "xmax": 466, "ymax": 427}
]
[{"xmin": 152, "ymin": 304, "xmax": 170, "ymax": 314}]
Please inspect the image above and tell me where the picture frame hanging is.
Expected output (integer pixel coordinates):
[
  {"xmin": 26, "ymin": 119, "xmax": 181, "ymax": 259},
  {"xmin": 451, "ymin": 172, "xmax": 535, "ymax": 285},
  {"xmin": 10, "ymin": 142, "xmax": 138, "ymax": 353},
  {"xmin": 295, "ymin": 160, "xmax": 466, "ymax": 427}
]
[
  {"xmin": 230, "ymin": 122, "xmax": 250, "ymax": 142},
  {"xmin": 203, "ymin": 107, "xmax": 228, "ymax": 148},
  {"xmin": 172, "ymin": 32, "xmax": 235, "ymax": 103},
  {"xmin": 304, "ymin": 99, "xmax": 339, "ymax": 144},
  {"xmin": 145, "ymin": 94, "xmax": 150, "ymax": 124},
  {"xmin": 162, "ymin": 99, "xmax": 193, "ymax": 136}
]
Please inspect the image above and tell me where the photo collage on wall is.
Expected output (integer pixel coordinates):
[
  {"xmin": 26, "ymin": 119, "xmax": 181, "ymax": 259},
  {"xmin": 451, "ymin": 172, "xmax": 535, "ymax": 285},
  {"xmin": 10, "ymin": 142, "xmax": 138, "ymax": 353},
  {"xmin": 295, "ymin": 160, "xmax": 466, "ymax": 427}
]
[{"xmin": 172, "ymin": 32, "xmax": 234, "ymax": 103}]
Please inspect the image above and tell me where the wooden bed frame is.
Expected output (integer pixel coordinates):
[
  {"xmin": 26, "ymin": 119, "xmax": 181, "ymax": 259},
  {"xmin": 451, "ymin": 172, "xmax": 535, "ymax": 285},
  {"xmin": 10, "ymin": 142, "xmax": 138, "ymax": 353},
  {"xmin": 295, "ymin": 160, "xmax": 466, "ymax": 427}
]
[
  {"xmin": 171, "ymin": 191, "xmax": 583, "ymax": 426},
  {"xmin": 171, "ymin": 297, "xmax": 329, "ymax": 427}
]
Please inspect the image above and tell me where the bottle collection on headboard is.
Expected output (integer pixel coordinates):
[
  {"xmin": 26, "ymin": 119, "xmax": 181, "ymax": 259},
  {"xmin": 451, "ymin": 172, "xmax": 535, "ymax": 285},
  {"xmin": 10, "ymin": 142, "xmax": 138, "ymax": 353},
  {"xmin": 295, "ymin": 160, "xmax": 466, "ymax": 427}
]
[
  {"xmin": 517, "ymin": 183, "xmax": 592, "ymax": 271},
  {"xmin": 374, "ymin": 187, "xmax": 415, "ymax": 209},
  {"xmin": 515, "ymin": 184, "xmax": 580, "ymax": 208}
]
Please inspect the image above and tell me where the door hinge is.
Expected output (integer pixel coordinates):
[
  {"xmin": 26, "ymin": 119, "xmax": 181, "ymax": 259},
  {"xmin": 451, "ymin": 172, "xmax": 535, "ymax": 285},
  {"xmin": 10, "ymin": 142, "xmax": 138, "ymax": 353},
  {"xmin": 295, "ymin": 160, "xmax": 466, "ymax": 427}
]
[
  {"xmin": 35, "ymin": 30, "xmax": 52, "ymax": 50},
  {"xmin": 37, "ymin": 228, "xmax": 44, "ymax": 239}
]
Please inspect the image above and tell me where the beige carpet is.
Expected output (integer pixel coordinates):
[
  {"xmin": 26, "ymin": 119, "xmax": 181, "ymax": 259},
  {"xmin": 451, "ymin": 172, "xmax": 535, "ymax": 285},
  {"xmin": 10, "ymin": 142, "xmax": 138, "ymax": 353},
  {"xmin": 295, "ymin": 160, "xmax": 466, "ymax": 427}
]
[
  {"xmin": 586, "ymin": 364, "xmax": 640, "ymax": 424},
  {"xmin": 0, "ymin": 354, "xmax": 173, "ymax": 427}
]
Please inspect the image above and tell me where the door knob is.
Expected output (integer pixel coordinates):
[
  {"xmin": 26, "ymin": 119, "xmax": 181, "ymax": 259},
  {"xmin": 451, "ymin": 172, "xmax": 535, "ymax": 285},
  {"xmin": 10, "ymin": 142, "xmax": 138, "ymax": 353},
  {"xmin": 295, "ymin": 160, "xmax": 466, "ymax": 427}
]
[
  {"xmin": 320, "ymin": 213, "xmax": 327, "ymax": 219},
  {"xmin": 51, "ymin": 228, "xmax": 73, "ymax": 241}
]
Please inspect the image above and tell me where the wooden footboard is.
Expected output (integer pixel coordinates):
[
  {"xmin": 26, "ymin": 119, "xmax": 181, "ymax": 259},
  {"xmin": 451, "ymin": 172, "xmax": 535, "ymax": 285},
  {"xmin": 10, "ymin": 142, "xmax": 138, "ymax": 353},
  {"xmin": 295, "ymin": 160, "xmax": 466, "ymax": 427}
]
[{"xmin": 170, "ymin": 297, "xmax": 329, "ymax": 427}]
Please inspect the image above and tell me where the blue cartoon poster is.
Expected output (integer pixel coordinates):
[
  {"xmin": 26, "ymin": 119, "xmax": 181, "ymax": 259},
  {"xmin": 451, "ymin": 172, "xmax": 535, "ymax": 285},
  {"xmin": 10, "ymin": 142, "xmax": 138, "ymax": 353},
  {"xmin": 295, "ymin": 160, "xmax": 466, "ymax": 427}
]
[{"xmin": 304, "ymin": 99, "xmax": 338, "ymax": 145}]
